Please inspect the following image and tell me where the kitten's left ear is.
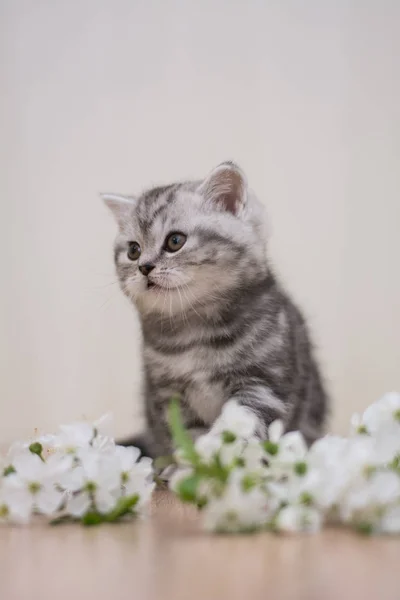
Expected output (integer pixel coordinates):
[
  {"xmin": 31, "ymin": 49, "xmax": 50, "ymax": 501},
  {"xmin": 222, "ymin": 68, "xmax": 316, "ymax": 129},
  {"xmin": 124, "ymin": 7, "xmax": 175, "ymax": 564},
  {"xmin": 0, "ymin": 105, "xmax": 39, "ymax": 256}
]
[
  {"xmin": 197, "ymin": 161, "xmax": 247, "ymax": 215},
  {"xmin": 101, "ymin": 193, "xmax": 136, "ymax": 226}
]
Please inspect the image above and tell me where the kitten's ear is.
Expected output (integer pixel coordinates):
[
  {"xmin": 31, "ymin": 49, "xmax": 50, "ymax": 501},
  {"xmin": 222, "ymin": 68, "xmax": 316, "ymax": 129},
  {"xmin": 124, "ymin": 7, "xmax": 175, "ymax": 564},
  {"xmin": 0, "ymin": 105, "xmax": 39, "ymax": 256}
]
[
  {"xmin": 197, "ymin": 162, "xmax": 247, "ymax": 215},
  {"xmin": 101, "ymin": 193, "xmax": 136, "ymax": 225}
]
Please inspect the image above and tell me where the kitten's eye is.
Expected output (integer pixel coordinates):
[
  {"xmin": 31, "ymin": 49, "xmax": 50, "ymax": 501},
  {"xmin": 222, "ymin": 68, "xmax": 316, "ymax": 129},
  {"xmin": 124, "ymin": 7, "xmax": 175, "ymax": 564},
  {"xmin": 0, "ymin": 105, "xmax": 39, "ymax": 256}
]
[
  {"xmin": 165, "ymin": 232, "xmax": 187, "ymax": 253},
  {"xmin": 127, "ymin": 242, "xmax": 141, "ymax": 261}
]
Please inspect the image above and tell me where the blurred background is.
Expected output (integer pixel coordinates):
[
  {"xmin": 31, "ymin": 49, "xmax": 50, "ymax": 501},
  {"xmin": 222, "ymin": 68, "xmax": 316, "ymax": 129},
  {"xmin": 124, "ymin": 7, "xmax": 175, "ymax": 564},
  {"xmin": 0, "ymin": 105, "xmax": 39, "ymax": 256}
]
[{"xmin": 1, "ymin": 1, "xmax": 399, "ymax": 444}]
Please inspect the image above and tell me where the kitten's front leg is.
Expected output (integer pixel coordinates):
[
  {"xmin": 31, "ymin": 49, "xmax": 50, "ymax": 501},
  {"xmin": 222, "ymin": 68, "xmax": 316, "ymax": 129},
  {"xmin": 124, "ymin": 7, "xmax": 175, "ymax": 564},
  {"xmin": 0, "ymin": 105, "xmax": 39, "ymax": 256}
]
[
  {"xmin": 117, "ymin": 383, "xmax": 172, "ymax": 459},
  {"xmin": 186, "ymin": 426, "xmax": 208, "ymax": 442},
  {"xmin": 230, "ymin": 385, "xmax": 288, "ymax": 438},
  {"xmin": 117, "ymin": 430, "xmax": 161, "ymax": 458}
]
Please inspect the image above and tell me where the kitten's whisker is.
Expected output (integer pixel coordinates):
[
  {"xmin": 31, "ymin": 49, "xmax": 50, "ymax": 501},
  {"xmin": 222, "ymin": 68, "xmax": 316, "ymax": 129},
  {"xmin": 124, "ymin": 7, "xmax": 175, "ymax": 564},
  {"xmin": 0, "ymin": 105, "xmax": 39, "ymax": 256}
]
[
  {"xmin": 176, "ymin": 286, "xmax": 190, "ymax": 330},
  {"xmin": 98, "ymin": 296, "xmax": 114, "ymax": 311},
  {"xmin": 95, "ymin": 280, "xmax": 120, "ymax": 289},
  {"xmin": 148, "ymin": 286, "xmax": 162, "ymax": 314},
  {"xmin": 168, "ymin": 286, "xmax": 175, "ymax": 332},
  {"xmin": 180, "ymin": 283, "xmax": 207, "ymax": 324}
]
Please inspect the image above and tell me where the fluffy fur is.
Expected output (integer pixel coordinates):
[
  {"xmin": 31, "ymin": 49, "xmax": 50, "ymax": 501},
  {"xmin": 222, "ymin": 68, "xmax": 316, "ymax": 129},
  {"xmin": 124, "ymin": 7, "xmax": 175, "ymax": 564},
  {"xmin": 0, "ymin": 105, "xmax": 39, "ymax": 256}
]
[{"xmin": 103, "ymin": 162, "xmax": 328, "ymax": 458}]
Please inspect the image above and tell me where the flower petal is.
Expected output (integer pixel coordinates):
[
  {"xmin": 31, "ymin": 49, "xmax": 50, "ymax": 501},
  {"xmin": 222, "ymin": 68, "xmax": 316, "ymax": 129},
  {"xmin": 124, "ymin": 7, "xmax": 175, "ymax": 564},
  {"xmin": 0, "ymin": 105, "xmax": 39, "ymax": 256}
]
[
  {"xmin": 66, "ymin": 492, "xmax": 91, "ymax": 517},
  {"xmin": 59, "ymin": 423, "xmax": 94, "ymax": 447},
  {"xmin": 95, "ymin": 489, "xmax": 119, "ymax": 514},
  {"xmin": 115, "ymin": 445, "xmax": 141, "ymax": 471},
  {"xmin": 0, "ymin": 485, "xmax": 33, "ymax": 524},
  {"xmin": 36, "ymin": 488, "xmax": 64, "ymax": 515},
  {"xmin": 12, "ymin": 452, "xmax": 44, "ymax": 480},
  {"xmin": 59, "ymin": 466, "xmax": 86, "ymax": 493},
  {"xmin": 268, "ymin": 420, "xmax": 284, "ymax": 443}
]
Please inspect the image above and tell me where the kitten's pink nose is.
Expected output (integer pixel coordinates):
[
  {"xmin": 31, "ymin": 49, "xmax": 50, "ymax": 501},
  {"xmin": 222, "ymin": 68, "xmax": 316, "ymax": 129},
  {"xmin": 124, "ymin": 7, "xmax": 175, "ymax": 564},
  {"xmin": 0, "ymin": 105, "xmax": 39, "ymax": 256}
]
[{"xmin": 139, "ymin": 263, "xmax": 155, "ymax": 276}]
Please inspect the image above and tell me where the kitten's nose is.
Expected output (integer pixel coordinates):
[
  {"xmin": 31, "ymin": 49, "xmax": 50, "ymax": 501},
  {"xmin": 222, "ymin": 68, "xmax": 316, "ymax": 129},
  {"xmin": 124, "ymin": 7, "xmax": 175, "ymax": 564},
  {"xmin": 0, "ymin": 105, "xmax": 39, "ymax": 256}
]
[{"xmin": 139, "ymin": 263, "xmax": 155, "ymax": 277}]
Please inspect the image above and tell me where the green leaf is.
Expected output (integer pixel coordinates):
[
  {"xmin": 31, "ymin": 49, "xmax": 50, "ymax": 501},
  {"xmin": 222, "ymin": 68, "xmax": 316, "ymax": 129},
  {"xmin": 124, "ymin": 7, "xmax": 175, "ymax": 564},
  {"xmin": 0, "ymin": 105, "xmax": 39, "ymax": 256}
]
[
  {"xmin": 29, "ymin": 442, "xmax": 43, "ymax": 455},
  {"xmin": 299, "ymin": 492, "xmax": 313, "ymax": 506},
  {"xmin": 241, "ymin": 474, "xmax": 257, "ymax": 493},
  {"xmin": 196, "ymin": 454, "xmax": 230, "ymax": 484},
  {"xmin": 167, "ymin": 397, "xmax": 199, "ymax": 464},
  {"xmin": 294, "ymin": 461, "xmax": 308, "ymax": 476},
  {"xmin": 82, "ymin": 511, "xmax": 104, "ymax": 526},
  {"xmin": 356, "ymin": 522, "xmax": 373, "ymax": 535},
  {"xmin": 357, "ymin": 425, "xmax": 369, "ymax": 435},
  {"xmin": 3, "ymin": 465, "xmax": 16, "ymax": 477},
  {"xmin": 197, "ymin": 496, "xmax": 208, "ymax": 509},
  {"xmin": 29, "ymin": 442, "xmax": 44, "ymax": 461},
  {"xmin": 105, "ymin": 495, "xmax": 139, "ymax": 522},
  {"xmin": 390, "ymin": 455, "xmax": 400, "ymax": 471},
  {"xmin": 263, "ymin": 441, "xmax": 279, "ymax": 456},
  {"xmin": 213, "ymin": 454, "xmax": 230, "ymax": 481},
  {"xmin": 222, "ymin": 431, "xmax": 236, "ymax": 444},
  {"xmin": 177, "ymin": 474, "xmax": 201, "ymax": 503},
  {"xmin": 50, "ymin": 515, "xmax": 77, "ymax": 526}
]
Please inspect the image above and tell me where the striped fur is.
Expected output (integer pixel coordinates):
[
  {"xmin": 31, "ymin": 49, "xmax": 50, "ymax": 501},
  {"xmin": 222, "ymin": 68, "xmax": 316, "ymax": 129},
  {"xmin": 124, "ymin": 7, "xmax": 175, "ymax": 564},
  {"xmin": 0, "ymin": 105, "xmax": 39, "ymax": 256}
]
[{"xmin": 103, "ymin": 162, "xmax": 329, "ymax": 458}]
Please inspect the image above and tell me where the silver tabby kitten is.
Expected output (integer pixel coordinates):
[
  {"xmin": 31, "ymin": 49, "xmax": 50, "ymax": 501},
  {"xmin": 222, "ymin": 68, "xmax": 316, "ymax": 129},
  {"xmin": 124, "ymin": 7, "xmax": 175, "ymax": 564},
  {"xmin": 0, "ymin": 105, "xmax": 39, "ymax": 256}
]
[{"xmin": 103, "ymin": 162, "xmax": 328, "ymax": 458}]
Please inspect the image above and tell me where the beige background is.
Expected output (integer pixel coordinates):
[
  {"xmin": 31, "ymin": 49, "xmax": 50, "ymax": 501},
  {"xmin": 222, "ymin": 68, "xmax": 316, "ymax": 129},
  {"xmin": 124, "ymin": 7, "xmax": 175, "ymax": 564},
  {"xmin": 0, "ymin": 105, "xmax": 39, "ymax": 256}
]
[{"xmin": 1, "ymin": 1, "xmax": 399, "ymax": 444}]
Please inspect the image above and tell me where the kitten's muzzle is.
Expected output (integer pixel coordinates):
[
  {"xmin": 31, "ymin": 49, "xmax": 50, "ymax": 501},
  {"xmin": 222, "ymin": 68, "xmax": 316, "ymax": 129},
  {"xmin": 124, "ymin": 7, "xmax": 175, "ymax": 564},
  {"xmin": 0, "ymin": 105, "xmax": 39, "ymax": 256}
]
[{"xmin": 139, "ymin": 263, "xmax": 155, "ymax": 276}]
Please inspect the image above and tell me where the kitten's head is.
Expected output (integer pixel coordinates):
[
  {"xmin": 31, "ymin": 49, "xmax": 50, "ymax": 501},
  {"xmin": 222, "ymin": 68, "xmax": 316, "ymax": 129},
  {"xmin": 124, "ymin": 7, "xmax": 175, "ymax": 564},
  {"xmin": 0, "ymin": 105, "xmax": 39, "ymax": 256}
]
[{"xmin": 102, "ymin": 162, "xmax": 267, "ymax": 317}]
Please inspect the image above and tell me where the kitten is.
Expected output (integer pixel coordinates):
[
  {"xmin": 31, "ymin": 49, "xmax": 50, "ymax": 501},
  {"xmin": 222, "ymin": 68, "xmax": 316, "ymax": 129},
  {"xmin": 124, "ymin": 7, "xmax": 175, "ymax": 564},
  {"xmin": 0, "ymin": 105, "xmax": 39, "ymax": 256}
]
[{"xmin": 102, "ymin": 162, "xmax": 329, "ymax": 458}]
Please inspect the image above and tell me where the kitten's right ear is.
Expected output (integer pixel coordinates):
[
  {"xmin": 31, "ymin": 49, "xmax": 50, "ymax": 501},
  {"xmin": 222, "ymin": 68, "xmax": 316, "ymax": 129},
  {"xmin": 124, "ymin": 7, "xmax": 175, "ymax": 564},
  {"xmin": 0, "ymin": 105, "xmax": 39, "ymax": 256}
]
[
  {"xmin": 101, "ymin": 193, "xmax": 136, "ymax": 226},
  {"xmin": 197, "ymin": 162, "xmax": 247, "ymax": 216}
]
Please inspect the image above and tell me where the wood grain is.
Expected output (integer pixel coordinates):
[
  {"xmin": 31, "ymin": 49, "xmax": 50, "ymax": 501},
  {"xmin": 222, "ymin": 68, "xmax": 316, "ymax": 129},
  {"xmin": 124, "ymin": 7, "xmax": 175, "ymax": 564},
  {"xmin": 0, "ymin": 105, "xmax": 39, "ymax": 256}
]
[{"xmin": 0, "ymin": 490, "xmax": 399, "ymax": 600}]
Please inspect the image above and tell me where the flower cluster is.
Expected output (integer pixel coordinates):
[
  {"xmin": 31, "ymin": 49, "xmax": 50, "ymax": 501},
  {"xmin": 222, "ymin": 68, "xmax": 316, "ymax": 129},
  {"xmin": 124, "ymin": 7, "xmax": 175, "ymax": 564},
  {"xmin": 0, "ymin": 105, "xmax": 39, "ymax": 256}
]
[
  {"xmin": 0, "ymin": 414, "xmax": 154, "ymax": 525},
  {"xmin": 169, "ymin": 393, "xmax": 400, "ymax": 534}
]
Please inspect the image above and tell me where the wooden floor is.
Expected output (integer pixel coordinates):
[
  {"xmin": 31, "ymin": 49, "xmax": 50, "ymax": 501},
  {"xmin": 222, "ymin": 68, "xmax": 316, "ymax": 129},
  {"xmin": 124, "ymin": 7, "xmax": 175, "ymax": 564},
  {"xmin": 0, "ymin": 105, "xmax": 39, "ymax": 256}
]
[{"xmin": 1, "ymin": 490, "xmax": 400, "ymax": 600}]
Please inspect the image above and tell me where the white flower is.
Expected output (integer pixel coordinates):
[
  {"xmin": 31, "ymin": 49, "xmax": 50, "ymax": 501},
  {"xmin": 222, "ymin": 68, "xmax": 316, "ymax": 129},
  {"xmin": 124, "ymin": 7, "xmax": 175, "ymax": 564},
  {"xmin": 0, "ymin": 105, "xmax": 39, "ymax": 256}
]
[
  {"xmin": 308, "ymin": 434, "xmax": 348, "ymax": 467},
  {"xmin": 275, "ymin": 505, "xmax": 322, "ymax": 533},
  {"xmin": 4, "ymin": 451, "xmax": 70, "ymax": 517},
  {"xmin": 212, "ymin": 401, "xmax": 258, "ymax": 439},
  {"xmin": 63, "ymin": 449, "xmax": 121, "ymax": 517},
  {"xmin": 5, "ymin": 441, "xmax": 32, "ymax": 462},
  {"xmin": 266, "ymin": 421, "xmax": 308, "ymax": 477},
  {"xmin": 0, "ymin": 478, "xmax": 33, "ymax": 524},
  {"xmin": 241, "ymin": 437, "xmax": 266, "ymax": 473},
  {"xmin": 273, "ymin": 433, "xmax": 308, "ymax": 477},
  {"xmin": 124, "ymin": 460, "xmax": 155, "ymax": 511},
  {"xmin": 303, "ymin": 436, "xmax": 372, "ymax": 510},
  {"xmin": 115, "ymin": 445, "xmax": 141, "ymax": 475},
  {"xmin": 47, "ymin": 413, "xmax": 114, "ymax": 456},
  {"xmin": 91, "ymin": 434, "xmax": 115, "ymax": 454},
  {"xmin": 266, "ymin": 421, "xmax": 308, "ymax": 462},
  {"xmin": 219, "ymin": 439, "xmax": 246, "ymax": 468},
  {"xmin": 280, "ymin": 431, "xmax": 308, "ymax": 462},
  {"xmin": 371, "ymin": 428, "xmax": 400, "ymax": 467},
  {"xmin": 268, "ymin": 420, "xmax": 284, "ymax": 444},
  {"xmin": 340, "ymin": 471, "xmax": 400, "ymax": 522},
  {"xmin": 5, "ymin": 435, "xmax": 60, "ymax": 463},
  {"xmin": 350, "ymin": 413, "xmax": 367, "ymax": 435},
  {"xmin": 93, "ymin": 413, "xmax": 114, "ymax": 436},
  {"xmin": 169, "ymin": 467, "xmax": 194, "ymax": 494},
  {"xmin": 377, "ymin": 505, "xmax": 400, "ymax": 534},
  {"xmin": 361, "ymin": 392, "xmax": 400, "ymax": 435},
  {"xmin": 194, "ymin": 429, "xmax": 247, "ymax": 468},
  {"xmin": 0, "ymin": 412, "xmax": 155, "ymax": 526},
  {"xmin": 203, "ymin": 470, "xmax": 271, "ymax": 533},
  {"xmin": 194, "ymin": 434, "xmax": 222, "ymax": 462},
  {"xmin": 50, "ymin": 424, "xmax": 93, "ymax": 451},
  {"xmin": 115, "ymin": 446, "xmax": 155, "ymax": 508}
]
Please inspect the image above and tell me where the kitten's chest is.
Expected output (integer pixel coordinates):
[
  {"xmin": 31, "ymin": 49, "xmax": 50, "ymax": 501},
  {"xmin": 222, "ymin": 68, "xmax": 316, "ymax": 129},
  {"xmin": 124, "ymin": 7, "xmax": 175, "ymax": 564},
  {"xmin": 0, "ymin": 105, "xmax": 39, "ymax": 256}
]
[{"xmin": 144, "ymin": 345, "xmax": 227, "ymax": 425}]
